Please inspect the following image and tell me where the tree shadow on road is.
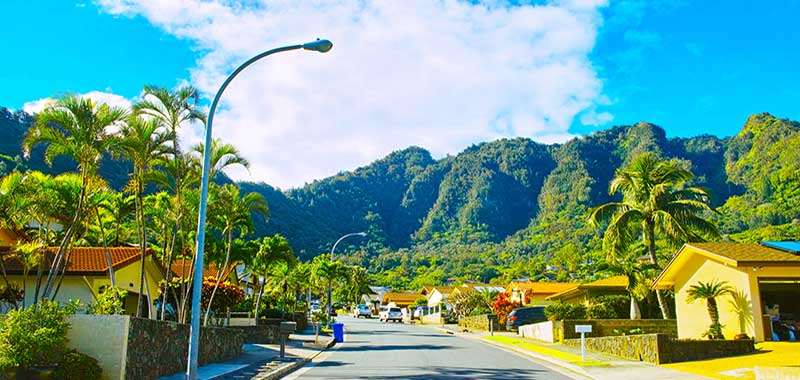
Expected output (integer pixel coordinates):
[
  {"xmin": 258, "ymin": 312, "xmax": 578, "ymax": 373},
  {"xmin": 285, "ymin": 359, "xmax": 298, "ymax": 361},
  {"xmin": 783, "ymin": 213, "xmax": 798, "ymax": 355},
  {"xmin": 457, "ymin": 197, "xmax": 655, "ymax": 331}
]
[
  {"xmin": 338, "ymin": 344, "xmax": 455, "ymax": 352},
  {"xmin": 350, "ymin": 366, "xmax": 561, "ymax": 379}
]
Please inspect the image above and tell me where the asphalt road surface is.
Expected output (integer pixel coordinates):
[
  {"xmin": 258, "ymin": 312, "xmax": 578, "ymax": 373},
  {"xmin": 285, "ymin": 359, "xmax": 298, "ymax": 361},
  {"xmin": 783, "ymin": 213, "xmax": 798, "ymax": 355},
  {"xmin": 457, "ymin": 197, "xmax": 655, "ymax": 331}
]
[{"xmin": 286, "ymin": 315, "xmax": 575, "ymax": 380}]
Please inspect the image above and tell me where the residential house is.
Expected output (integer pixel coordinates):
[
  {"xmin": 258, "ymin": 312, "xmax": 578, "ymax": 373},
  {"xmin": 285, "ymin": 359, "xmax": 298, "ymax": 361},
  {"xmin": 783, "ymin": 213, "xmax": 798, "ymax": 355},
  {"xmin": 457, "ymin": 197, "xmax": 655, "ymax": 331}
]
[
  {"xmin": 505, "ymin": 281, "xmax": 578, "ymax": 305},
  {"xmin": 361, "ymin": 286, "xmax": 391, "ymax": 309},
  {"xmin": 170, "ymin": 258, "xmax": 239, "ymax": 285},
  {"xmin": 381, "ymin": 292, "xmax": 420, "ymax": 309},
  {"xmin": 653, "ymin": 241, "xmax": 800, "ymax": 341},
  {"xmin": 3, "ymin": 246, "xmax": 166, "ymax": 315},
  {"xmin": 545, "ymin": 276, "xmax": 629, "ymax": 305},
  {"xmin": 426, "ymin": 286, "xmax": 455, "ymax": 308}
]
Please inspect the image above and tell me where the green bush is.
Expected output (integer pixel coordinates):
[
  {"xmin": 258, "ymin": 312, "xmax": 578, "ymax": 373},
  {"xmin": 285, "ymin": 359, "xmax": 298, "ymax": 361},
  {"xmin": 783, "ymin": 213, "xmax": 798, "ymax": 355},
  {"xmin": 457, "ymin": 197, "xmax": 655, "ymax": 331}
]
[
  {"xmin": 88, "ymin": 286, "xmax": 127, "ymax": 315},
  {"xmin": 590, "ymin": 295, "xmax": 629, "ymax": 319},
  {"xmin": 544, "ymin": 302, "xmax": 586, "ymax": 321},
  {"xmin": 586, "ymin": 302, "xmax": 612, "ymax": 319},
  {"xmin": 54, "ymin": 350, "xmax": 102, "ymax": 380},
  {"xmin": 469, "ymin": 307, "xmax": 492, "ymax": 316},
  {"xmin": 0, "ymin": 301, "xmax": 76, "ymax": 370}
]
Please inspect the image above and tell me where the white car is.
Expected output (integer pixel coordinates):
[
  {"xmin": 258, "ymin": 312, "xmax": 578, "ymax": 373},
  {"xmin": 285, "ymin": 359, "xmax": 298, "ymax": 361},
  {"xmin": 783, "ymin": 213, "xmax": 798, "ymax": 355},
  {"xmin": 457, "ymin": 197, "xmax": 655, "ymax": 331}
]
[
  {"xmin": 352, "ymin": 304, "xmax": 372, "ymax": 318},
  {"xmin": 379, "ymin": 307, "xmax": 403, "ymax": 323}
]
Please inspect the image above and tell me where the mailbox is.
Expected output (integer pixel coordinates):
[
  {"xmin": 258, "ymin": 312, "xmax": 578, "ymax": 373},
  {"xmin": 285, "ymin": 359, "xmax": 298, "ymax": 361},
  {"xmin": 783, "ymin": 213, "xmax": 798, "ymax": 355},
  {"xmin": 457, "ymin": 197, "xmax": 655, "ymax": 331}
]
[{"xmin": 280, "ymin": 321, "xmax": 297, "ymax": 333}]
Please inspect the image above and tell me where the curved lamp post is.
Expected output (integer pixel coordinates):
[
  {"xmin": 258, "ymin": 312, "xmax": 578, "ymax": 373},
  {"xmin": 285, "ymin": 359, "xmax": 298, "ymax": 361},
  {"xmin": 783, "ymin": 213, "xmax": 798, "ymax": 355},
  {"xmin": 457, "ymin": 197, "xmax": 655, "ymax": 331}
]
[
  {"xmin": 328, "ymin": 232, "xmax": 366, "ymax": 316},
  {"xmin": 187, "ymin": 39, "xmax": 333, "ymax": 380}
]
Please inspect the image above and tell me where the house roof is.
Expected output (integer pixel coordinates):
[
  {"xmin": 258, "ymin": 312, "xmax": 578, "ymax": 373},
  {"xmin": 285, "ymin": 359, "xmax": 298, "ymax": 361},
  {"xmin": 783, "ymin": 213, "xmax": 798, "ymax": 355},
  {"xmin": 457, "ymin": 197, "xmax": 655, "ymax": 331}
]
[
  {"xmin": 653, "ymin": 242, "xmax": 800, "ymax": 290},
  {"xmin": 545, "ymin": 276, "xmax": 629, "ymax": 301},
  {"xmin": 431, "ymin": 286, "xmax": 456, "ymax": 295},
  {"xmin": 505, "ymin": 281, "xmax": 578, "ymax": 295},
  {"xmin": 170, "ymin": 259, "xmax": 237, "ymax": 281},
  {"xmin": 381, "ymin": 292, "xmax": 421, "ymax": 304},
  {"xmin": 2, "ymin": 246, "xmax": 154, "ymax": 275}
]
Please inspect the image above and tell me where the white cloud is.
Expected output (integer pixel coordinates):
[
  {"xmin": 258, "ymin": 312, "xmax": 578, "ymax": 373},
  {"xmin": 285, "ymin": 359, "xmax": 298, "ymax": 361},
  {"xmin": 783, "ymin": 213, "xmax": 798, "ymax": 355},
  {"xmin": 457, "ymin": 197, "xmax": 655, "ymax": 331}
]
[
  {"xmin": 94, "ymin": 0, "xmax": 611, "ymax": 189},
  {"xmin": 23, "ymin": 91, "xmax": 133, "ymax": 114}
]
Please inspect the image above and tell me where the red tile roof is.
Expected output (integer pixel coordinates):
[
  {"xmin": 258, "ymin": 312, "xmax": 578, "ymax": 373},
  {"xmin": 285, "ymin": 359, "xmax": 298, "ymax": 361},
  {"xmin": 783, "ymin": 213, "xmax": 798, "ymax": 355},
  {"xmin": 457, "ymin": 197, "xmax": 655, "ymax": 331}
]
[
  {"xmin": 2, "ymin": 247, "xmax": 149, "ymax": 274},
  {"xmin": 170, "ymin": 259, "xmax": 236, "ymax": 281}
]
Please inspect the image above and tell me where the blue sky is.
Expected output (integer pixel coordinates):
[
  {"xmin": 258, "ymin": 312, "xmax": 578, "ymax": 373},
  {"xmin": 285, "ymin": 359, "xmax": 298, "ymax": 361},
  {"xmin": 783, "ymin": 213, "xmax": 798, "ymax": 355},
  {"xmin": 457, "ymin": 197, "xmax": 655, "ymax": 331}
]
[{"xmin": 2, "ymin": 1, "xmax": 799, "ymax": 187}]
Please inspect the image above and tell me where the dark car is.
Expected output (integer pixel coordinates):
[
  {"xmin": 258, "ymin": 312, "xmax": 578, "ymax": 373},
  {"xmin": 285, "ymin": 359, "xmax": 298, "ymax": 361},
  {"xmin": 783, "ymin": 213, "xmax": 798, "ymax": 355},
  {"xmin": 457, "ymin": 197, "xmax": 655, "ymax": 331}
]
[{"xmin": 506, "ymin": 306, "xmax": 547, "ymax": 331}]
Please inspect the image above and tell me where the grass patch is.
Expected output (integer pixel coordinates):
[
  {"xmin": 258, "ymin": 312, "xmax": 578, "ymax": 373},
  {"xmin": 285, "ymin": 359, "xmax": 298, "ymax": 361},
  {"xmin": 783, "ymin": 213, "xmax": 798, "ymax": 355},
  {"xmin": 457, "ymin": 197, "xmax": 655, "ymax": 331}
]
[{"xmin": 483, "ymin": 336, "xmax": 607, "ymax": 367}]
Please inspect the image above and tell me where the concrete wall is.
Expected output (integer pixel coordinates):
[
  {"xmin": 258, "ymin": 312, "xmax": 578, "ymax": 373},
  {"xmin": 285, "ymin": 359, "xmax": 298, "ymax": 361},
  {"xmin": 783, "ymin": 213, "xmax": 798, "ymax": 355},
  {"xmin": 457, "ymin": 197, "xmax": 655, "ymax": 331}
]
[
  {"xmin": 422, "ymin": 312, "xmax": 442, "ymax": 324},
  {"xmin": 518, "ymin": 320, "xmax": 557, "ymax": 342},
  {"xmin": 68, "ymin": 314, "xmax": 129, "ymax": 380}
]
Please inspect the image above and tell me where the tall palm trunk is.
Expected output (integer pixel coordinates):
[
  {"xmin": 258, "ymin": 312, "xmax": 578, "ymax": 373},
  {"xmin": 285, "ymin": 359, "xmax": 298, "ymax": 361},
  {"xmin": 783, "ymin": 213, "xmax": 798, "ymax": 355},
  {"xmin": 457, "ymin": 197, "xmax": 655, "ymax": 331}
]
[
  {"xmin": 646, "ymin": 221, "xmax": 671, "ymax": 319},
  {"xmin": 707, "ymin": 297, "xmax": 719, "ymax": 324},
  {"xmin": 135, "ymin": 176, "xmax": 151, "ymax": 318},
  {"xmin": 44, "ymin": 175, "xmax": 86, "ymax": 300},
  {"xmin": 96, "ymin": 209, "xmax": 117, "ymax": 294},
  {"xmin": 254, "ymin": 265, "xmax": 269, "ymax": 324},
  {"xmin": 204, "ymin": 230, "xmax": 233, "ymax": 326},
  {"xmin": 160, "ymin": 227, "xmax": 177, "ymax": 321}
]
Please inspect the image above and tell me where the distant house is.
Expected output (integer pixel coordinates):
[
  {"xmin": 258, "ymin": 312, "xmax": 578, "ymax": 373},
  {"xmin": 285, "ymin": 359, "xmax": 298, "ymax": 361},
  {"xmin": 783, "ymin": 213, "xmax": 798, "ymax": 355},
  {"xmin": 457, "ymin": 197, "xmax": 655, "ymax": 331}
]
[
  {"xmin": 545, "ymin": 276, "xmax": 628, "ymax": 305},
  {"xmin": 653, "ymin": 242, "xmax": 800, "ymax": 341},
  {"xmin": 2, "ymin": 246, "xmax": 166, "ymax": 315},
  {"xmin": 505, "ymin": 281, "xmax": 578, "ymax": 306},
  {"xmin": 426, "ymin": 286, "xmax": 455, "ymax": 307},
  {"xmin": 382, "ymin": 292, "xmax": 420, "ymax": 309},
  {"xmin": 361, "ymin": 286, "xmax": 390, "ymax": 308}
]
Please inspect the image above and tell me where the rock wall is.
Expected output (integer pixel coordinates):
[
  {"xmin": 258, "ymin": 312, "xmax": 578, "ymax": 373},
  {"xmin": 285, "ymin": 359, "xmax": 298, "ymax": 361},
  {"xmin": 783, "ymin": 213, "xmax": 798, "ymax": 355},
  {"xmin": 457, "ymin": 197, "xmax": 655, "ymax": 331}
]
[
  {"xmin": 125, "ymin": 317, "xmax": 244, "ymax": 379},
  {"xmin": 228, "ymin": 325, "xmax": 281, "ymax": 344},
  {"xmin": 556, "ymin": 319, "xmax": 677, "ymax": 341},
  {"xmin": 458, "ymin": 314, "xmax": 503, "ymax": 331},
  {"xmin": 564, "ymin": 333, "xmax": 755, "ymax": 364}
]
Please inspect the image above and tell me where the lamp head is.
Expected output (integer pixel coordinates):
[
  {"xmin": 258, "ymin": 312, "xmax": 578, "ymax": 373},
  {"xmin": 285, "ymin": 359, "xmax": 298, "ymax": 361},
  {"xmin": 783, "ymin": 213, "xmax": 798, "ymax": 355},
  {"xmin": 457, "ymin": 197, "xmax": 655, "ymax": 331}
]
[
  {"xmin": 303, "ymin": 39, "xmax": 333, "ymax": 53},
  {"xmin": 357, "ymin": 232, "xmax": 367, "ymax": 237}
]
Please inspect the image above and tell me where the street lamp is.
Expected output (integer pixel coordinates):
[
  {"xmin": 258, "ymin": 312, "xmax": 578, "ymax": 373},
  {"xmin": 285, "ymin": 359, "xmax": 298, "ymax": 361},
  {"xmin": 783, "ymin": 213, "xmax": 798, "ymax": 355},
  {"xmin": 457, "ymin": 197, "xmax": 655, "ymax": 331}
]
[
  {"xmin": 328, "ymin": 232, "xmax": 367, "ymax": 316},
  {"xmin": 187, "ymin": 39, "xmax": 332, "ymax": 380}
]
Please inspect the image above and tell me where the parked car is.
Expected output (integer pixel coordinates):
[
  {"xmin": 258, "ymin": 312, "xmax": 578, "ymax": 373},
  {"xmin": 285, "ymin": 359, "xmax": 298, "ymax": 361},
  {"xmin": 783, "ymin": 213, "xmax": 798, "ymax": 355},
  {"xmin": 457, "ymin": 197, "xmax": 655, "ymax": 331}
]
[
  {"xmin": 380, "ymin": 307, "xmax": 403, "ymax": 322},
  {"xmin": 352, "ymin": 304, "xmax": 372, "ymax": 318},
  {"xmin": 506, "ymin": 306, "xmax": 547, "ymax": 330}
]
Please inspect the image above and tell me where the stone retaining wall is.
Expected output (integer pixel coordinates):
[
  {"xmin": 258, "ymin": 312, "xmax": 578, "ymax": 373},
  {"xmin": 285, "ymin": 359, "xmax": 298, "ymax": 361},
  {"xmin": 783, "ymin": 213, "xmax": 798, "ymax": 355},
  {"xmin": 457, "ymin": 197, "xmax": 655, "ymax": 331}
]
[
  {"xmin": 228, "ymin": 325, "xmax": 281, "ymax": 344},
  {"xmin": 125, "ymin": 317, "xmax": 244, "ymax": 379},
  {"xmin": 458, "ymin": 314, "xmax": 503, "ymax": 331},
  {"xmin": 556, "ymin": 319, "xmax": 677, "ymax": 341},
  {"xmin": 564, "ymin": 333, "xmax": 755, "ymax": 364}
]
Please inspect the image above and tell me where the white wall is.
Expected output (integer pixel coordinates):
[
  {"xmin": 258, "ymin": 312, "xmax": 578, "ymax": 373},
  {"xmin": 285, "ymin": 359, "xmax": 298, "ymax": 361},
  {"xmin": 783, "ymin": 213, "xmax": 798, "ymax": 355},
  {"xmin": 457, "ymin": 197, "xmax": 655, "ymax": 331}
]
[
  {"xmin": 519, "ymin": 321, "xmax": 556, "ymax": 343},
  {"xmin": 68, "ymin": 314, "xmax": 130, "ymax": 380}
]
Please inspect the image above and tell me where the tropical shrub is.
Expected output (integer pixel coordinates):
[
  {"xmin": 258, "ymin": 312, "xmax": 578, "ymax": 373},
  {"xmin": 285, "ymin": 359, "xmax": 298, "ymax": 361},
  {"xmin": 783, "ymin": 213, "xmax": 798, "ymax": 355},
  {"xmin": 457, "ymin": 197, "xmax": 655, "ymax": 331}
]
[
  {"xmin": 490, "ymin": 292, "xmax": 520, "ymax": 325},
  {"xmin": 201, "ymin": 277, "xmax": 244, "ymax": 312},
  {"xmin": 53, "ymin": 350, "xmax": 102, "ymax": 380},
  {"xmin": 469, "ymin": 307, "xmax": 492, "ymax": 316},
  {"xmin": 0, "ymin": 301, "xmax": 76, "ymax": 370},
  {"xmin": 88, "ymin": 286, "xmax": 127, "ymax": 315},
  {"xmin": 586, "ymin": 302, "xmax": 612, "ymax": 320},
  {"xmin": 544, "ymin": 302, "xmax": 586, "ymax": 321}
]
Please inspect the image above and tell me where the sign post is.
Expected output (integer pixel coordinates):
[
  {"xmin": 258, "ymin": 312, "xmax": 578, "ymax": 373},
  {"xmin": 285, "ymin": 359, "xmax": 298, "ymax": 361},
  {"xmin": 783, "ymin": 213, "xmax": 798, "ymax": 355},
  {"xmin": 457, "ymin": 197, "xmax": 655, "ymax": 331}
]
[{"xmin": 575, "ymin": 325, "xmax": 592, "ymax": 362}]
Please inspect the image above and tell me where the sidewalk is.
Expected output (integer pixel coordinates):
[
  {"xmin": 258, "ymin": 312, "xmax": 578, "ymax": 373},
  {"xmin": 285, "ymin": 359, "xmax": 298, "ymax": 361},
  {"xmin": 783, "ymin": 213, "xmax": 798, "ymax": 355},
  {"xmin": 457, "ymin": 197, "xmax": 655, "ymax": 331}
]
[
  {"xmin": 429, "ymin": 324, "xmax": 711, "ymax": 380},
  {"xmin": 158, "ymin": 331, "xmax": 335, "ymax": 380}
]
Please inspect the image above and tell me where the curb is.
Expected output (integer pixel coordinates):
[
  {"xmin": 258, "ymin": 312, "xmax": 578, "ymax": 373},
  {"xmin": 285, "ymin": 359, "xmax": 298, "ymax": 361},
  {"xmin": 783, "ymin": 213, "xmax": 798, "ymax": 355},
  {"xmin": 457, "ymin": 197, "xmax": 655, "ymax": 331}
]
[
  {"xmin": 259, "ymin": 336, "xmax": 336, "ymax": 380},
  {"xmin": 429, "ymin": 326, "xmax": 596, "ymax": 380}
]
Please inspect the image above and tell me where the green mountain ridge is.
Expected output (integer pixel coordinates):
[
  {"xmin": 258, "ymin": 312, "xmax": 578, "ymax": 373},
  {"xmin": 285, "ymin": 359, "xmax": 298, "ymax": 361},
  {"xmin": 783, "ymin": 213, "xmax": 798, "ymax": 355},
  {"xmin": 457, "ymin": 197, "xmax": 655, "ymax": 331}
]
[{"xmin": 3, "ymin": 106, "xmax": 798, "ymax": 264}]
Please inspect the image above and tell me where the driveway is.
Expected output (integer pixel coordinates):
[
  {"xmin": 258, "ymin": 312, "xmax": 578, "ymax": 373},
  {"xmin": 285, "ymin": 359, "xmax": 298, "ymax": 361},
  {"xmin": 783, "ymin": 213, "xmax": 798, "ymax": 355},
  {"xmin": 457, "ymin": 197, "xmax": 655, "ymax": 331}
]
[{"xmin": 286, "ymin": 316, "xmax": 576, "ymax": 379}]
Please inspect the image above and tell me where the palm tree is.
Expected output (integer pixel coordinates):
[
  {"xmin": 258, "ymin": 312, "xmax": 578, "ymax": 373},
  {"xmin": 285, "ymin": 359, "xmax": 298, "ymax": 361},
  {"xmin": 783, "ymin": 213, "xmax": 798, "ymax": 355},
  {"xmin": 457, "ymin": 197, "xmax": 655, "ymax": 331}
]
[
  {"xmin": 250, "ymin": 234, "xmax": 294, "ymax": 323},
  {"xmin": 23, "ymin": 95, "xmax": 128, "ymax": 301},
  {"xmin": 596, "ymin": 247, "xmax": 660, "ymax": 319},
  {"xmin": 268, "ymin": 260, "xmax": 297, "ymax": 318},
  {"xmin": 190, "ymin": 138, "xmax": 250, "ymax": 182},
  {"xmin": 313, "ymin": 256, "xmax": 345, "ymax": 320},
  {"xmin": 686, "ymin": 279, "xmax": 734, "ymax": 339},
  {"xmin": 588, "ymin": 152, "xmax": 720, "ymax": 319},
  {"xmin": 134, "ymin": 85, "xmax": 205, "ymax": 319},
  {"xmin": 113, "ymin": 116, "xmax": 173, "ymax": 318},
  {"xmin": 203, "ymin": 184, "xmax": 268, "ymax": 325},
  {"xmin": 98, "ymin": 193, "xmax": 136, "ymax": 246},
  {"xmin": 342, "ymin": 266, "xmax": 372, "ymax": 305}
]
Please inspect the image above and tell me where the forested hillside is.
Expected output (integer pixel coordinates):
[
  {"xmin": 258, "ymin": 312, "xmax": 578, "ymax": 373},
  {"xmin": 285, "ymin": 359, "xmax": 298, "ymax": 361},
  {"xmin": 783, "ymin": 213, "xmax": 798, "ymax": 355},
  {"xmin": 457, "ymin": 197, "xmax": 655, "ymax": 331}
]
[{"xmin": 3, "ymin": 106, "xmax": 798, "ymax": 286}]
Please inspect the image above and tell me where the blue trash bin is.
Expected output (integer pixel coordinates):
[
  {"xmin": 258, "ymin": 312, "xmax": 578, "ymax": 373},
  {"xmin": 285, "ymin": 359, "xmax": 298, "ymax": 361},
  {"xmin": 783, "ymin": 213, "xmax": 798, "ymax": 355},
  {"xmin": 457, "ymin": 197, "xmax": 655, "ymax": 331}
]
[{"xmin": 331, "ymin": 322, "xmax": 344, "ymax": 343}]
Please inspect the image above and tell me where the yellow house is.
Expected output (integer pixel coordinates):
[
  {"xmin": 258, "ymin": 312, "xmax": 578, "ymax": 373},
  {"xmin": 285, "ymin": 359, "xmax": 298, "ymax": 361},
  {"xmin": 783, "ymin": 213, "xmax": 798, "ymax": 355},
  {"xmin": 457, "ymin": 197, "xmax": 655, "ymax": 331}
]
[
  {"xmin": 653, "ymin": 242, "xmax": 800, "ymax": 341},
  {"xmin": 382, "ymin": 292, "xmax": 420, "ymax": 309},
  {"xmin": 545, "ymin": 276, "xmax": 629, "ymax": 305},
  {"xmin": 505, "ymin": 281, "xmax": 578, "ymax": 306},
  {"xmin": 3, "ymin": 247, "xmax": 166, "ymax": 315},
  {"xmin": 426, "ymin": 286, "xmax": 455, "ymax": 307}
]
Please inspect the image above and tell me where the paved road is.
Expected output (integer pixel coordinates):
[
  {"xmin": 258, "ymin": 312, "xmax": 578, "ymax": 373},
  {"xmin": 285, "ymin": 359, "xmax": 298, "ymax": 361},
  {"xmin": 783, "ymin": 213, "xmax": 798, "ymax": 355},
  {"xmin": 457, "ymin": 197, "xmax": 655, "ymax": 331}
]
[{"xmin": 286, "ymin": 316, "xmax": 575, "ymax": 379}]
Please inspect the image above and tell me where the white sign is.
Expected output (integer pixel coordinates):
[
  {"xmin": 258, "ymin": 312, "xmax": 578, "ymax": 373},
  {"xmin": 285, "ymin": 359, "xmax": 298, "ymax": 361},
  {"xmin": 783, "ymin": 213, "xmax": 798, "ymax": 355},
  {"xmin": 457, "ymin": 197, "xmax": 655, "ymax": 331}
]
[{"xmin": 575, "ymin": 325, "xmax": 592, "ymax": 333}]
